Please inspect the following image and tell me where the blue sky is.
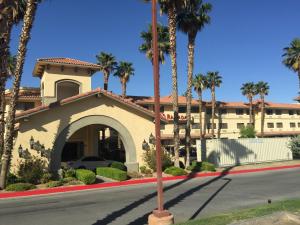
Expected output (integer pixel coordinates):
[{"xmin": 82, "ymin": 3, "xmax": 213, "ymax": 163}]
[{"xmin": 8, "ymin": 0, "xmax": 300, "ymax": 103}]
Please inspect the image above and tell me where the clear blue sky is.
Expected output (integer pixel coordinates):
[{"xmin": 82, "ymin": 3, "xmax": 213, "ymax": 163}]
[{"xmin": 8, "ymin": 0, "xmax": 300, "ymax": 103}]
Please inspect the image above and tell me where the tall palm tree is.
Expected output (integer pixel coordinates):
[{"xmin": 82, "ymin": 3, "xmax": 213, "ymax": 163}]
[
  {"xmin": 114, "ymin": 61, "xmax": 134, "ymax": 98},
  {"xmin": 241, "ymin": 82, "xmax": 257, "ymax": 126},
  {"xmin": 177, "ymin": 0, "xmax": 212, "ymax": 167},
  {"xmin": 193, "ymin": 74, "xmax": 208, "ymax": 140},
  {"xmin": 0, "ymin": 0, "xmax": 40, "ymax": 190},
  {"xmin": 255, "ymin": 81, "xmax": 269, "ymax": 138},
  {"xmin": 207, "ymin": 71, "xmax": 222, "ymax": 138},
  {"xmin": 96, "ymin": 52, "xmax": 117, "ymax": 91},
  {"xmin": 139, "ymin": 23, "xmax": 170, "ymax": 64},
  {"xmin": 282, "ymin": 38, "xmax": 300, "ymax": 95},
  {"xmin": 0, "ymin": 0, "xmax": 25, "ymax": 163}
]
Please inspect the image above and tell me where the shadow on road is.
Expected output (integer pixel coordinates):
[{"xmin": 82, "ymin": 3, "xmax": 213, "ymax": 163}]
[{"xmin": 91, "ymin": 167, "xmax": 234, "ymax": 225}]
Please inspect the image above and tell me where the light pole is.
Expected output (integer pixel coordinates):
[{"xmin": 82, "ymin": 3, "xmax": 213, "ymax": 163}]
[{"xmin": 148, "ymin": 0, "xmax": 174, "ymax": 224}]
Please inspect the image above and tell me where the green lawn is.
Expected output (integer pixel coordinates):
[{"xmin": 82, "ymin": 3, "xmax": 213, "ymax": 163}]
[{"xmin": 176, "ymin": 199, "xmax": 300, "ymax": 225}]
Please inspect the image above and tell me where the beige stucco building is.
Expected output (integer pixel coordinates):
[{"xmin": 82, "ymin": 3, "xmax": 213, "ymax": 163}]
[{"xmin": 4, "ymin": 57, "xmax": 300, "ymax": 172}]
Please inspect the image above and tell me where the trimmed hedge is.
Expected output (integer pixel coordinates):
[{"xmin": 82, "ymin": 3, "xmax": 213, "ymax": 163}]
[
  {"xmin": 96, "ymin": 167, "xmax": 127, "ymax": 181},
  {"xmin": 75, "ymin": 169, "xmax": 96, "ymax": 185},
  {"xmin": 164, "ymin": 166, "xmax": 187, "ymax": 176},
  {"xmin": 46, "ymin": 180, "xmax": 63, "ymax": 188},
  {"xmin": 110, "ymin": 161, "xmax": 127, "ymax": 171},
  {"xmin": 201, "ymin": 162, "xmax": 216, "ymax": 172},
  {"xmin": 5, "ymin": 183, "xmax": 36, "ymax": 192}
]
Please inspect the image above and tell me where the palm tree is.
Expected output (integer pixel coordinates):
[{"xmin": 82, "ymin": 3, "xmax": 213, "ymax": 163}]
[
  {"xmin": 0, "ymin": 0, "xmax": 40, "ymax": 190},
  {"xmin": 114, "ymin": 61, "xmax": 134, "ymax": 98},
  {"xmin": 207, "ymin": 71, "xmax": 222, "ymax": 138},
  {"xmin": 282, "ymin": 38, "xmax": 300, "ymax": 94},
  {"xmin": 139, "ymin": 23, "xmax": 170, "ymax": 64},
  {"xmin": 193, "ymin": 74, "xmax": 208, "ymax": 140},
  {"xmin": 177, "ymin": 0, "xmax": 212, "ymax": 167},
  {"xmin": 241, "ymin": 82, "xmax": 257, "ymax": 126},
  {"xmin": 255, "ymin": 81, "xmax": 269, "ymax": 138},
  {"xmin": 96, "ymin": 52, "xmax": 117, "ymax": 91}
]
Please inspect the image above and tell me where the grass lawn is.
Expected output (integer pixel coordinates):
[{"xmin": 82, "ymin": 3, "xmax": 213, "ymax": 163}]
[{"xmin": 176, "ymin": 199, "xmax": 300, "ymax": 225}]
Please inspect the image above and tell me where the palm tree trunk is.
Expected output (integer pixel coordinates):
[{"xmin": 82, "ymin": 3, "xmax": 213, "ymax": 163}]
[
  {"xmin": 121, "ymin": 79, "xmax": 126, "ymax": 98},
  {"xmin": 211, "ymin": 85, "xmax": 215, "ymax": 138},
  {"xmin": 298, "ymin": 68, "xmax": 300, "ymax": 95},
  {"xmin": 198, "ymin": 91, "xmax": 203, "ymax": 140},
  {"xmin": 0, "ymin": 0, "xmax": 38, "ymax": 190},
  {"xmin": 0, "ymin": 90, "xmax": 5, "ymax": 159},
  {"xmin": 185, "ymin": 35, "xmax": 196, "ymax": 168},
  {"xmin": 249, "ymin": 96, "xmax": 253, "ymax": 125},
  {"xmin": 103, "ymin": 71, "xmax": 109, "ymax": 91},
  {"xmin": 167, "ymin": 6, "xmax": 180, "ymax": 167},
  {"xmin": 260, "ymin": 95, "xmax": 265, "ymax": 138}
]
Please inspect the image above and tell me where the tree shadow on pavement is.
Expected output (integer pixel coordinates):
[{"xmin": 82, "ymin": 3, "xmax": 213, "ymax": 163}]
[{"xmin": 91, "ymin": 167, "xmax": 234, "ymax": 225}]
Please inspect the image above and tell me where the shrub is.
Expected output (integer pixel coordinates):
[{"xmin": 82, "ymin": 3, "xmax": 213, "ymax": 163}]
[
  {"xmin": 127, "ymin": 171, "xmax": 143, "ymax": 179},
  {"xmin": 110, "ymin": 161, "xmax": 127, "ymax": 171},
  {"xmin": 41, "ymin": 173, "xmax": 52, "ymax": 184},
  {"xmin": 201, "ymin": 161, "xmax": 216, "ymax": 172},
  {"xmin": 140, "ymin": 166, "xmax": 152, "ymax": 174},
  {"xmin": 96, "ymin": 167, "xmax": 127, "ymax": 181},
  {"xmin": 164, "ymin": 166, "xmax": 187, "ymax": 176},
  {"xmin": 75, "ymin": 169, "xmax": 96, "ymax": 185},
  {"xmin": 186, "ymin": 161, "xmax": 202, "ymax": 172},
  {"xmin": 62, "ymin": 177, "xmax": 76, "ymax": 183},
  {"xmin": 17, "ymin": 156, "xmax": 46, "ymax": 184},
  {"xmin": 143, "ymin": 148, "xmax": 173, "ymax": 172},
  {"xmin": 240, "ymin": 125, "xmax": 256, "ymax": 138},
  {"xmin": 288, "ymin": 135, "xmax": 300, "ymax": 158},
  {"xmin": 46, "ymin": 180, "xmax": 63, "ymax": 188},
  {"xmin": 64, "ymin": 168, "xmax": 76, "ymax": 178},
  {"xmin": 6, "ymin": 173, "xmax": 22, "ymax": 185},
  {"xmin": 66, "ymin": 180, "xmax": 83, "ymax": 186},
  {"xmin": 5, "ymin": 183, "xmax": 36, "ymax": 192}
]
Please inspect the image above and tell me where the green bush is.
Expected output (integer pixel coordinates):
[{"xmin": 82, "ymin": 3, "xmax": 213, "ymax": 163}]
[
  {"xmin": 6, "ymin": 173, "xmax": 22, "ymax": 185},
  {"xmin": 288, "ymin": 135, "xmax": 300, "ymax": 158},
  {"xmin": 240, "ymin": 125, "xmax": 256, "ymax": 138},
  {"xmin": 64, "ymin": 168, "xmax": 76, "ymax": 178},
  {"xmin": 46, "ymin": 180, "xmax": 63, "ymax": 188},
  {"xmin": 110, "ymin": 161, "xmax": 127, "ymax": 171},
  {"xmin": 186, "ymin": 161, "xmax": 202, "ymax": 172},
  {"xmin": 66, "ymin": 180, "xmax": 83, "ymax": 186},
  {"xmin": 41, "ymin": 172, "xmax": 52, "ymax": 184},
  {"xmin": 164, "ymin": 166, "xmax": 187, "ymax": 176},
  {"xmin": 62, "ymin": 177, "xmax": 76, "ymax": 183},
  {"xmin": 75, "ymin": 169, "xmax": 96, "ymax": 185},
  {"xmin": 17, "ymin": 156, "xmax": 46, "ymax": 184},
  {"xmin": 127, "ymin": 171, "xmax": 143, "ymax": 179},
  {"xmin": 143, "ymin": 148, "xmax": 173, "ymax": 172},
  {"xmin": 5, "ymin": 183, "xmax": 36, "ymax": 192},
  {"xmin": 201, "ymin": 161, "xmax": 216, "ymax": 172},
  {"xmin": 140, "ymin": 166, "xmax": 152, "ymax": 174},
  {"xmin": 96, "ymin": 167, "xmax": 127, "ymax": 181}
]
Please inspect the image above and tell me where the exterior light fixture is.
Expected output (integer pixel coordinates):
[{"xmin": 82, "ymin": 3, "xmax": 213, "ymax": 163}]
[
  {"xmin": 30, "ymin": 136, "xmax": 34, "ymax": 149},
  {"xmin": 18, "ymin": 145, "xmax": 29, "ymax": 159},
  {"xmin": 142, "ymin": 139, "xmax": 150, "ymax": 150},
  {"xmin": 149, "ymin": 133, "xmax": 155, "ymax": 145},
  {"xmin": 18, "ymin": 145, "xmax": 23, "ymax": 157}
]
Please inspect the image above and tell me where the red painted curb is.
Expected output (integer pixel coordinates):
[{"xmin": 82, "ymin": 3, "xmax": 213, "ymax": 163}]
[{"xmin": 1, "ymin": 164, "xmax": 300, "ymax": 199}]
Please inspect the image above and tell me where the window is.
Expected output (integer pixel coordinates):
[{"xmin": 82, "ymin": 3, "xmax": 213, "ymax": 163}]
[
  {"xmin": 220, "ymin": 109, "xmax": 227, "ymax": 115},
  {"xmin": 206, "ymin": 108, "xmax": 212, "ymax": 115},
  {"xmin": 275, "ymin": 110, "xmax": 282, "ymax": 115},
  {"xmin": 267, "ymin": 123, "xmax": 274, "ymax": 128},
  {"xmin": 266, "ymin": 109, "xmax": 273, "ymax": 115},
  {"xmin": 236, "ymin": 109, "xmax": 244, "ymax": 115},
  {"xmin": 179, "ymin": 107, "xmax": 186, "ymax": 113},
  {"xmin": 160, "ymin": 124, "xmax": 165, "ymax": 130},
  {"xmin": 192, "ymin": 123, "xmax": 200, "ymax": 129},
  {"xmin": 56, "ymin": 80, "xmax": 80, "ymax": 101},
  {"xmin": 219, "ymin": 123, "xmax": 228, "ymax": 129},
  {"xmin": 237, "ymin": 123, "xmax": 245, "ymax": 129},
  {"xmin": 16, "ymin": 102, "xmax": 35, "ymax": 111},
  {"xmin": 207, "ymin": 123, "xmax": 216, "ymax": 129},
  {"xmin": 191, "ymin": 106, "xmax": 198, "ymax": 113},
  {"xmin": 290, "ymin": 122, "xmax": 296, "ymax": 128},
  {"xmin": 160, "ymin": 106, "xmax": 164, "ymax": 113},
  {"xmin": 245, "ymin": 109, "xmax": 250, "ymax": 115},
  {"xmin": 298, "ymin": 123, "xmax": 300, "ymax": 128},
  {"xmin": 289, "ymin": 110, "xmax": 294, "ymax": 115},
  {"xmin": 276, "ymin": 123, "xmax": 283, "ymax": 128}
]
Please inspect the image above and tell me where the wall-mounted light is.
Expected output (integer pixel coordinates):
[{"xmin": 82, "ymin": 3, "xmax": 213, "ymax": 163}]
[
  {"xmin": 149, "ymin": 133, "xmax": 155, "ymax": 145},
  {"xmin": 142, "ymin": 139, "xmax": 150, "ymax": 151},
  {"xmin": 18, "ymin": 145, "xmax": 29, "ymax": 159},
  {"xmin": 30, "ymin": 136, "xmax": 34, "ymax": 149}
]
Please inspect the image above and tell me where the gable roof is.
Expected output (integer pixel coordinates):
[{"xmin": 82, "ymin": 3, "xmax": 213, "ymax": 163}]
[
  {"xmin": 15, "ymin": 88, "xmax": 168, "ymax": 123},
  {"xmin": 33, "ymin": 57, "xmax": 101, "ymax": 77}
]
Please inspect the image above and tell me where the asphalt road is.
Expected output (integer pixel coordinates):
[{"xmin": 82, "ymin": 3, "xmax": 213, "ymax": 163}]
[{"xmin": 0, "ymin": 168, "xmax": 299, "ymax": 225}]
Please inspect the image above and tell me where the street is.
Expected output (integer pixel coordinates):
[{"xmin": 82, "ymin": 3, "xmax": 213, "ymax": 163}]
[{"xmin": 0, "ymin": 168, "xmax": 299, "ymax": 225}]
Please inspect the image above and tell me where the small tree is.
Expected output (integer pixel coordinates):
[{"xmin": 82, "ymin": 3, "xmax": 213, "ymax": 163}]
[
  {"xmin": 288, "ymin": 135, "xmax": 300, "ymax": 158},
  {"xmin": 239, "ymin": 125, "xmax": 256, "ymax": 138},
  {"xmin": 143, "ymin": 147, "xmax": 173, "ymax": 172},
  {"xmin": 17, "ymin": 156, "xmax": 46, "ymax": 184}
]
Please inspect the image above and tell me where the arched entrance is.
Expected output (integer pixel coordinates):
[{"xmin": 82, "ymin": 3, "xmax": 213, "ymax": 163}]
[{"xmin": 50, "ymin": 115, "xmax": 138, "ymax": 172}]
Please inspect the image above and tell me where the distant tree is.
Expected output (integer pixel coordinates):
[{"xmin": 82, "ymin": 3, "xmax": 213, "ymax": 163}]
[
  {"xmin": 114, "ymin": 61, "xmax": 134, "ymax": 98},
  {"xmin": 255, "ymin": 81, "xmax": 269, "ymax": 137},
  {"xmin": 96, "ymin": 52, "xmax": 117, "ymax": 91},
  {"xmin": 241, "ymin": 82, "xmax": 257, "ymax": 125},
  {"xmin": 240, "ymin": 125, "xmax": 256, "ymax": 138},
  {"xmin": 139, "ymin": 23, "xmax": 170, "ymax": 64},
  {"xmin": 282, "ymin": 38, "xmax": 300, "ymax": 94}
]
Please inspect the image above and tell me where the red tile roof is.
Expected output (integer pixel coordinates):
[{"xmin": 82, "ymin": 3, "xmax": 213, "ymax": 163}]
[
  {"xmin": 15, "ymin": 88, "xmax": 168, "ymax": 123},
  {"xmin": 5, "ymin": 87, "xmax": 41, "ymax": 100}
]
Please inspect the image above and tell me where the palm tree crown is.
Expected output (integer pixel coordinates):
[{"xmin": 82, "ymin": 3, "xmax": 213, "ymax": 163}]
[
  {"xmin": 206, "ymin": 71, "xmax": 222, "ymax": 89},
  {"xmin": 241, "ymin": 82, "xmax": 257, "ymax": 99},
  {"xmin": 256, "ymin": 81, "xmax": 269, "ymax": 98},
  {"xmin": 193, "ymin": 73, "xmax": 208, "ymax": 93},
  {"xmin": 139, "ymin": 23, "xmax": 170, "ymax": 64},
  {"xmin": 282, "ymin": 38, "xmax": 300, "ymax": 73},
  {"xmin": 114, "ymin": 61, "xmax": 134, "ymax": 98},
  {"xmin": 96, "ymin": 52, "xmax": 117, "ymax": 90}
]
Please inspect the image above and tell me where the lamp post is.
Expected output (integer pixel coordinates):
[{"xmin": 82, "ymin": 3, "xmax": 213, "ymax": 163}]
[{"xmin": 148, "ymin": 0, "xmax": 174, "ymax": 224}]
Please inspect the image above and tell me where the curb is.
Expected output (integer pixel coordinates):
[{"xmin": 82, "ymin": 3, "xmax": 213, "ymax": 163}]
[{"xmin": 1, "ymin": 164, "xmax": 300, "ymax": 200}]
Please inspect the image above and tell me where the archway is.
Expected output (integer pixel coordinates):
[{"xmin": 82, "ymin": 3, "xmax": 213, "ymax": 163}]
[{"xmin": 50, "ymin": 115, "xmax": 137, "ymax": 172}]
